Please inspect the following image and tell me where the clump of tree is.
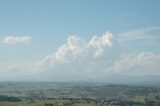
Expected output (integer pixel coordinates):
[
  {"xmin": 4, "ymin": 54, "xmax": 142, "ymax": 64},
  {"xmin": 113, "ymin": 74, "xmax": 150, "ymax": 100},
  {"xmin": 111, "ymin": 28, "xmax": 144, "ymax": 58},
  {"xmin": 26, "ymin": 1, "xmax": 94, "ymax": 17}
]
[
  {"xmin": 44, "ymin": 103, "xmax": 54, "ymax": 106},
  {"xmin": 0, "ymin": 95, "xmax": 21, "ymax": 102}
]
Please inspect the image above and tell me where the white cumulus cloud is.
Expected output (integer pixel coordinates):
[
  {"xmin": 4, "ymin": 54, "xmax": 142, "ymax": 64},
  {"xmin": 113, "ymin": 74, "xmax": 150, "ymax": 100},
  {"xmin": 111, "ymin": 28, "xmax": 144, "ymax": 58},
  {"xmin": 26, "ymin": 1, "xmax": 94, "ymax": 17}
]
[
  {"xmin": 36, "ymin": 31, "xmax": 113, "ymax": 71},
  {"xmin": 3, "ymin": 36, "xmax": 31, "ymax": 45},
  {"xmin": 0, "ymin": 31, "xmax": 113, "ymax": 81},
  {"xmin": 89, "ymin": 31, "xmax": 112, "ymax": 57},
  {"xmin": 0, "ymin": 30, "xmax": 160, "ymax": 81}
]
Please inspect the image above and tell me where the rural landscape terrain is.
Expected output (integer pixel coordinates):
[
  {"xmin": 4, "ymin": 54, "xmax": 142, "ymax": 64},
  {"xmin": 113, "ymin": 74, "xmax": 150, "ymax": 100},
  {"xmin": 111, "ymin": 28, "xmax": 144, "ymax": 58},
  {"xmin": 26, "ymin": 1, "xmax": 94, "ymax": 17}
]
[
  {"xmin": 0, "ymin": 82, "xmax": 160, "ymax": 106},
  {"xmin": 0, "ymin": 0, "xmax": 160, "ymax": 106}
]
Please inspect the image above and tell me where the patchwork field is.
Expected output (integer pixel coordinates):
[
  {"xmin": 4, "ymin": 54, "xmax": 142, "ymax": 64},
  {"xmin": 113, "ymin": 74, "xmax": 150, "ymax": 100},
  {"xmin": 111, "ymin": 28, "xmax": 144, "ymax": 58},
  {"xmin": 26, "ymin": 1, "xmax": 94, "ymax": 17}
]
[{"xmin": 0, "ymin": 82, "xmax": 160, "ymax": 106}]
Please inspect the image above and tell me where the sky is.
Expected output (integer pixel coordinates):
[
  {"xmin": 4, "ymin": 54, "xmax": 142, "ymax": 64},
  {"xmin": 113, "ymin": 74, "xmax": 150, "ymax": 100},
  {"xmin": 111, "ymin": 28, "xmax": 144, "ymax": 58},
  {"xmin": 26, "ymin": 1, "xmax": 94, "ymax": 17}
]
[{"xmin": 0, "ymin": 0, "xmax": 160, "ymax": 82}]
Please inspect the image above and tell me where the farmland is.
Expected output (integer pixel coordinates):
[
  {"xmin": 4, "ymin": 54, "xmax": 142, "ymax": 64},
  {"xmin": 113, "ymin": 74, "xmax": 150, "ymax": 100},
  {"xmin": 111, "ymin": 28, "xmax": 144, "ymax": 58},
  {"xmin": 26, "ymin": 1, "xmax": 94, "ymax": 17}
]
[{"xmin": 0, "ymin": 82, "xmax": 160, "ymax": 106}]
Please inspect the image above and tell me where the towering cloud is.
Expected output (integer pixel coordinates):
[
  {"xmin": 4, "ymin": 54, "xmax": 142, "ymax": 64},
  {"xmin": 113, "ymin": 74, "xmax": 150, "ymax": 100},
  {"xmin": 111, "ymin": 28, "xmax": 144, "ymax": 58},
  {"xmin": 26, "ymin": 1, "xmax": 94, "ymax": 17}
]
[
  {"xmin": 37, "ymin": 32, "xmax": 113, "ymax": 69},
  {"xmin": 89, "ymin": 31, "xmax": 112, "ymax": 57}
]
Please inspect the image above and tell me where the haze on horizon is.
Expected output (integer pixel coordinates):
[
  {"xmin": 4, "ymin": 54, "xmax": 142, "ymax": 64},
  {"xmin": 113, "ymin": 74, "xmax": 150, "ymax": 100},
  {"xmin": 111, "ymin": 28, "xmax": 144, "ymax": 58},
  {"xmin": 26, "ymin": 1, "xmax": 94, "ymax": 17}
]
[{"xmin": 0, "ymin": 0, "xmax": 160, "ymax": 83}]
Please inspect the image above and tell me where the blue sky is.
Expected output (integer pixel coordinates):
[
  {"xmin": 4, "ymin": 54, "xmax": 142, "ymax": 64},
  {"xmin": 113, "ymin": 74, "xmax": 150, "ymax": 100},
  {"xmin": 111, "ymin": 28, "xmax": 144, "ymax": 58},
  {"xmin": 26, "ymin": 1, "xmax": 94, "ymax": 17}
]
[{"xmin": 0, "ymin": 0, "xmax": 160, "ymax": 81}]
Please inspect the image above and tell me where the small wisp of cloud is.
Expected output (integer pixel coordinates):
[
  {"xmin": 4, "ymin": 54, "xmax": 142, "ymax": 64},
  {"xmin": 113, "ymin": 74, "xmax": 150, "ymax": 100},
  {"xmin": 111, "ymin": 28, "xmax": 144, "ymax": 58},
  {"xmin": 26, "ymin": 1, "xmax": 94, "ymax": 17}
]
[{"xmin": 2, "ymin": 36, "xmax": 31, "ymax": 45}]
